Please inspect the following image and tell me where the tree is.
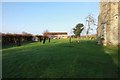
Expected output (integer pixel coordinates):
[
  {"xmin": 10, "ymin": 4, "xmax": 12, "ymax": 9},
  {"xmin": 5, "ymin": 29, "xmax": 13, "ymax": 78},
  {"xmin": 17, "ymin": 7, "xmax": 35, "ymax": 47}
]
[
  {"xmin": 43, "ymin": 30, "xmax": 49, "ymax": 37},
  {"xmin": 73, "ymin": 23, "xmax": 84, "ymax": 37},
  {"xmin": 85, "ymin": 14, "xmax": 97, "ymax": 37},
  {"xmin": 43, "ymin": 30, "xmax": 49, "ymax": 44},
  {"xmin": 73, "ymin": 23, "xmax": 84, "ymax": 42}
]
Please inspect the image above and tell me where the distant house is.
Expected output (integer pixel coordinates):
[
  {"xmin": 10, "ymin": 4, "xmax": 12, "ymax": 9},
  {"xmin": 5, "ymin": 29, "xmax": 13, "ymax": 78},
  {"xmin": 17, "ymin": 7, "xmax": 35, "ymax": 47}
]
[{"xmin": 47, "ymin": 32, "xmax": 68, "ymax": 39}]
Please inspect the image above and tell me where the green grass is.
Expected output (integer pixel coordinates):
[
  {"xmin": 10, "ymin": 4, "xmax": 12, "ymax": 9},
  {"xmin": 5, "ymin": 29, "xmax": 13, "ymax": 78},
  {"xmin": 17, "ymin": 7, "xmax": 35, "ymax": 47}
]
[{"xmin": 2, "ymin": 38, "xmax": 119, "ymax": 78}]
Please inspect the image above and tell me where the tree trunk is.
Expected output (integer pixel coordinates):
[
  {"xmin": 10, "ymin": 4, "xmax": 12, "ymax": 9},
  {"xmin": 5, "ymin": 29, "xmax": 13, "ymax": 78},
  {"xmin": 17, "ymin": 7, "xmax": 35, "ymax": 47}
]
[
  {"xmin": 77, "ymin": 36, "xmax": 80, "ymax": 43},
  {"xmin": 69, "ymin": 36, "xmax": 72, "ymax": 43}
]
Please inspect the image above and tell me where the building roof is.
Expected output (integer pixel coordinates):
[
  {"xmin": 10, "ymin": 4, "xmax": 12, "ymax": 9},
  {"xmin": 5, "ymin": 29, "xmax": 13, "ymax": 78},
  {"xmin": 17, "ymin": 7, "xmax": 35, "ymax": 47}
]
[{"xmin": 47, "ymin": 32, "xmax": 67, "ymax": 35}]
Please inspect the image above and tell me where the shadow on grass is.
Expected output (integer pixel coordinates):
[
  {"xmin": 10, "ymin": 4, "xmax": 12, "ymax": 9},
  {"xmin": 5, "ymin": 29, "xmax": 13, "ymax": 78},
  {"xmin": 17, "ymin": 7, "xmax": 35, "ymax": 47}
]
[
  {"xmin": 2, "ymin": 39, "xmax": 119, "ymax": 78},
  {"xmin": 2, "ymin": 41, "xmax": 36, "ymax": 49}
]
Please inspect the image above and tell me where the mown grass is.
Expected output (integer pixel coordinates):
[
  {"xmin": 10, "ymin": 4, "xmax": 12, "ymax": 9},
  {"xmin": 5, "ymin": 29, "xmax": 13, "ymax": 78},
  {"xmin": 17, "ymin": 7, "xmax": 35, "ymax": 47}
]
[{"xmin": 2, "ymin": 38, "xmax": 119, "ymax": 78}]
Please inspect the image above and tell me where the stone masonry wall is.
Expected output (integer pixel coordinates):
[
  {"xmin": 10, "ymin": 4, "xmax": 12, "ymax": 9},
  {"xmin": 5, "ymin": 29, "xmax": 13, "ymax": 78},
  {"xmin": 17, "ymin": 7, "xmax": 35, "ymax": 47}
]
[
  {"xmin": 118, "ymin": 2, "xmax": 120, "ymax": 46},
  {"xmin": 97, "ymin": 1, "xmax": 120, "ymax": 46}
]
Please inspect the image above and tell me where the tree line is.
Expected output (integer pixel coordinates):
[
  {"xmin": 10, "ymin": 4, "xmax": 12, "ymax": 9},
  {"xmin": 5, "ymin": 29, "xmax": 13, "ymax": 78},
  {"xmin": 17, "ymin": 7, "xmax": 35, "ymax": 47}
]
[{"xmin": 1, "ymin": 33, "xmax": 42, "ymax": 46}]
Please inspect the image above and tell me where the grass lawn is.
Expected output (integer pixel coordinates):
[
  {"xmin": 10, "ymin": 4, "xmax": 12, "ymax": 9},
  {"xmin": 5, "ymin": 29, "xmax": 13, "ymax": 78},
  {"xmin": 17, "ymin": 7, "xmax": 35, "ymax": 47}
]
[{"xmin": 2, "ymin": 38, "xmax": 119, "ymax": 78}]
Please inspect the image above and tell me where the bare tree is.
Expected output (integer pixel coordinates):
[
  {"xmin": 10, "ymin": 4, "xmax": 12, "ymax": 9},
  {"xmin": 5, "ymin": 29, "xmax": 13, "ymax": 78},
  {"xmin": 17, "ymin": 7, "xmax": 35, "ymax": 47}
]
[
  {"xmin": 43, "ymin": 30, "xmax": 49, "ymax": 44},
  {"xmin": 85, "ymin": 14, "xmax": 97, "ymax": 38},
  {"xmin": 43, "ymin": 30, "xmax": 49, "ymax": 37}
]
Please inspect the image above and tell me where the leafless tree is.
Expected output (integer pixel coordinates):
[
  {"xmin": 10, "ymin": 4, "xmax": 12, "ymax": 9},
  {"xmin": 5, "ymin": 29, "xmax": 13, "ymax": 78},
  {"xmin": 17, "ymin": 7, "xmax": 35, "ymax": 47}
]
[
  {"xmin": 43, "ymin": 30, "xmax": 49, "ymax": 37},
  {"xmin": 85, "ymin": 14, "xmax": 97, "ymax": 38}
]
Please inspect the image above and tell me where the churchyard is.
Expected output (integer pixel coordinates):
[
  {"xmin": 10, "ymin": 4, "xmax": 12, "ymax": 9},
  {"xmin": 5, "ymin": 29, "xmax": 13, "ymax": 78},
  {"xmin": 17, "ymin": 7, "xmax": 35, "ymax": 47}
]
[
  {"xmin": 1, "ymin": 1, "xmax": 120, "ymax": 79},
  {"xmin": 2, "ymin": 38, "xmax": 119, "ymax": 78}
]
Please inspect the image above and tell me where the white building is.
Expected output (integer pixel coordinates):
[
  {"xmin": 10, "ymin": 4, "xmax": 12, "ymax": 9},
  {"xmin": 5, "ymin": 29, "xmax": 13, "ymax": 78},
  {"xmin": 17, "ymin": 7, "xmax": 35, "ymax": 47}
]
[{"xmin": 47, "ymin": 32, "xmax": 68, "ymax": 39}]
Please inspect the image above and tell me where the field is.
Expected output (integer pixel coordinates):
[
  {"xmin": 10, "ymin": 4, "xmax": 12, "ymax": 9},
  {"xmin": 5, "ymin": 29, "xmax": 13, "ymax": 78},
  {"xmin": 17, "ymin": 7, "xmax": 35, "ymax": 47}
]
[{"xmin": 2, "ymin": 38, "xmax": 119, "ymax": 78}]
